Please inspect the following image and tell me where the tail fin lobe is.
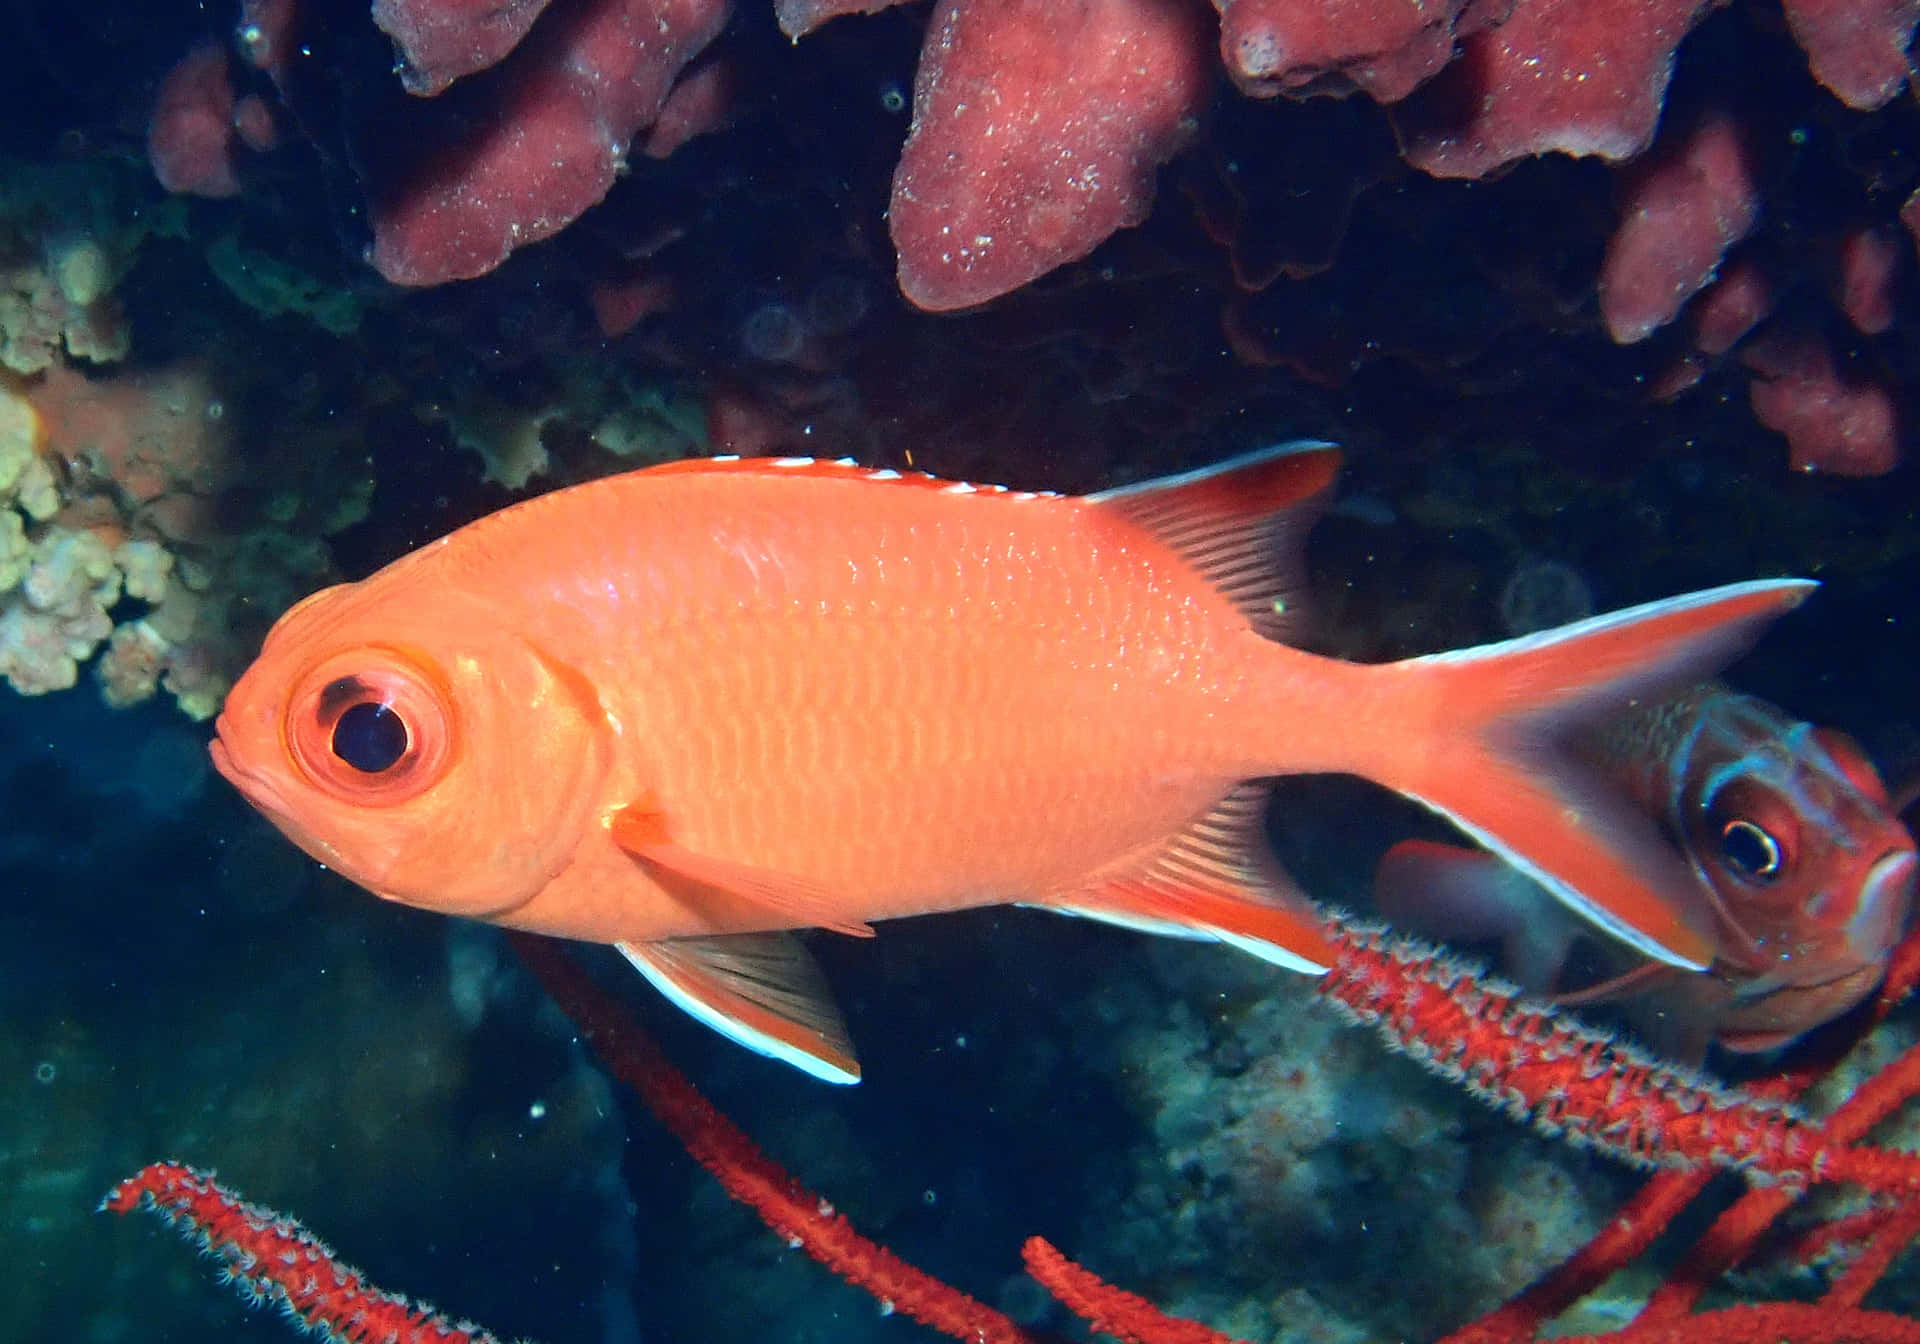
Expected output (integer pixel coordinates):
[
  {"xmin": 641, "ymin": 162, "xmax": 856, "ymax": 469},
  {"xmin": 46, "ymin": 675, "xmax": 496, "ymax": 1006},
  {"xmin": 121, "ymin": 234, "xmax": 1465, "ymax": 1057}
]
[{"xmin": 1385, "ymin": 579, "xmax": 1816, "ymax": 970}]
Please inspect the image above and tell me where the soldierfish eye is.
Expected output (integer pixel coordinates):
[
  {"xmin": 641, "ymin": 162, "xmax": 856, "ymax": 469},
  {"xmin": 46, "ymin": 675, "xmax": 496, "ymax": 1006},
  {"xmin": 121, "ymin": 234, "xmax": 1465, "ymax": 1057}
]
[
  {"xmin": 333, "ymin": 701, "xmax": 409, "ymax": 773},
  {"xmin": 286, "ymin": 655, "xmax": 454, "ymax": 806},
  {"xmin": 1719, "ymin": 818, "xmax": 1784, "ymax": 880},
  {"xmin": 1698, "ymin": 774, "xmax": 1798, "ymax": 887}
]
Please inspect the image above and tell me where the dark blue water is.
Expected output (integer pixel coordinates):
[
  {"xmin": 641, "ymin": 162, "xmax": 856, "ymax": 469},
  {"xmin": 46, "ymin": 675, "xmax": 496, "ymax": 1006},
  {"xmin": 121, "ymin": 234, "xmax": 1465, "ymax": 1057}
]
[{"xmin": 4, "ymin": 1, "xmax": 1920, "ymax": 1341}]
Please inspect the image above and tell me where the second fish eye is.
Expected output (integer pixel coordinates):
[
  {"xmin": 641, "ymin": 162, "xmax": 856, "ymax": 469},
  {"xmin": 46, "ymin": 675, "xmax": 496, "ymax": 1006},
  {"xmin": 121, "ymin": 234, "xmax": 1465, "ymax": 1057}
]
[{"xmin": 1718, "ymin": 818, "xmax": 1783, "ymax": 880}]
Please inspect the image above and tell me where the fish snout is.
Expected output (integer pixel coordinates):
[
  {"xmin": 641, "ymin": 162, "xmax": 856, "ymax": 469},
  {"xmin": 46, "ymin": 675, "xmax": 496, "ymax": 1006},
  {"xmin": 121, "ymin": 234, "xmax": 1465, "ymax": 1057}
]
[
  {"xmin": 208, "ymin": 711, "xmax": 247, "ymax": 788},
  {"xmin": 208, "ymin": 709, "xmax": 263, "ymax": 790},
  {"xmin": 1849, "ymin": 846, "xmax": 1919, "ymax": 963},
  {"xmin": 207, "ymin": 703, "xmax": 298, "ymax": 823}
]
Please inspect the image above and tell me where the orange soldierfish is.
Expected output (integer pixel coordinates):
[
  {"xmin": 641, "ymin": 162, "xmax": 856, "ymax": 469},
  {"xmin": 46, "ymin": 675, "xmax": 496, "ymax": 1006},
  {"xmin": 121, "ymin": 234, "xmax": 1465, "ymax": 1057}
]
[
  {"xmin": 210, "ymin": 444, "xmax": 1814, "ymax": 1082},
  {"xmin": 1375, "ymin": 685, "xmax": 1917, "ymax": 1057}
]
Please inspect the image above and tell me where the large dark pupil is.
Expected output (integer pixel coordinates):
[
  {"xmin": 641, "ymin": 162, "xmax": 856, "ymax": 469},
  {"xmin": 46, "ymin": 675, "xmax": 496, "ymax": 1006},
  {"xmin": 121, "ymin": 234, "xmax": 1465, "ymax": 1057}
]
[{"xmin": 332, "ymin": 702, "xmax": 408, "ymax": 773}]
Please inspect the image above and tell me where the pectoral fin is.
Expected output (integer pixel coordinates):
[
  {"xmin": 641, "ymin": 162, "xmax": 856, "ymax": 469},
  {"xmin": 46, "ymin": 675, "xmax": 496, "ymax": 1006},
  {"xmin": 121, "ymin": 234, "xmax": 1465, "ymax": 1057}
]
[
  {"xmin": 1373, "ymin": 839, "xmax": 1581, "ymax": 993},
  {"xmin": 617, "ymin": 933, "xmax": 862, "ymax": 1083},
  {"xmin": 611, "ymin": 801, "xmax": 875, "ymax": 938}
]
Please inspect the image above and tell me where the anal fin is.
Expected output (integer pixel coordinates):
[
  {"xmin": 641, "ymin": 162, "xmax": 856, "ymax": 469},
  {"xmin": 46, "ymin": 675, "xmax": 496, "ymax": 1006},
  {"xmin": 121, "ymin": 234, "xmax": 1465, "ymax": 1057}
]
[
  {"xmin": 1041, "ymin": 784, "xmax": 1337, "ymax": 973},
  {"xmin": 617, "ymin": 933, "xmax": 861, "ymax": 1084}
]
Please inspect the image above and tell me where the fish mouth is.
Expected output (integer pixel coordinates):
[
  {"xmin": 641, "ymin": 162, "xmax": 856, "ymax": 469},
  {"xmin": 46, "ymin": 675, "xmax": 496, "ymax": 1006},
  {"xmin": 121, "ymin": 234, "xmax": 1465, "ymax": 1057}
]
[
  {"xmin": 207, "ymin": 719, "xmax": 235, "ymax": 781},
  {"xmin": 210, "ymin": 713, "xmax": 373, "ymax": 893},
  {"xmin": 208, "ymin": 714, "xmax": 297, "ymax": 825},
  {"xmin": 1850, "ymin": 847, "xmax": 1919, "ymax": 962},
  {"xmin": 208, "ymin": 715, "xmax": 247, "ymax": 793}
]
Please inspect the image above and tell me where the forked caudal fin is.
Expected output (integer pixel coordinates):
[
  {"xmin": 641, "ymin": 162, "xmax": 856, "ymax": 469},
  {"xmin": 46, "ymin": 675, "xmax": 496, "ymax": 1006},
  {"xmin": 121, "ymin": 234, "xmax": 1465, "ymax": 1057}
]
[{"xmin": 1378, "ymin": 578, "xmax": 1817, "ymax": 971}]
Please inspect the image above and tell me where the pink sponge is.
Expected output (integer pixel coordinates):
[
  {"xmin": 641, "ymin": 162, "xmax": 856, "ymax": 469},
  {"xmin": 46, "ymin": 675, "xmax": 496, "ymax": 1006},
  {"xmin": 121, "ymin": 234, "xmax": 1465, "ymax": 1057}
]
[
  {"xmin": 372, "ymin": 0, "xmax": 556, "ymax": 94},
  {"xmin": 148, "ymin": 43, "xmax": 242, "ymax": 199},
  {"xmin": 1213, "ymin": 0, "xmax": 1481, "ymax": 102},
  {"xmin": 1395, "ymin": 0, "xmax": 1714, "ymax": 179},
  {"xmin": 889, "ymin": 0, "xmax": 1211, "ymax": 312},
  {"xmin": 366, "ymin": 0, "xmax": 728, "ymax": 286},
  {"xmin": 1598, "ymin": 110, "xmax": 1760, "ymax": 345},
  {"xmin": 1779, "ymin": 0, "xmax": 1920, "ymax": 110},
  {"xmin": 1744, "ymin": 334, "xmax": 1902, "ymax": 477},
  {"xmin": 773, "ymin": 0, "xmax": 912, "ymax": 39}
]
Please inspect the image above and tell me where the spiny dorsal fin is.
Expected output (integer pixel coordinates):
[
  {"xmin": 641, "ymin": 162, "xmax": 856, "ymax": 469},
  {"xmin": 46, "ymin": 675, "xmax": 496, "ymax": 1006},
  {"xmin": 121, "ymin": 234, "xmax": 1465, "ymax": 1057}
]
[
  {"xmin": 1086, "ymin": 440, "xmax": 1340, "ymax": 641},
  {"xmin": 645, "ymin": 453, "xmax": 1064, "ymax": 500},
  {"xmin": 1039, "ymin": 782, "xmax": 1337, "ymax": 973},
  {"xmin": 617, "ymin": 933, "xmax": 861, "ymax": 1084}
]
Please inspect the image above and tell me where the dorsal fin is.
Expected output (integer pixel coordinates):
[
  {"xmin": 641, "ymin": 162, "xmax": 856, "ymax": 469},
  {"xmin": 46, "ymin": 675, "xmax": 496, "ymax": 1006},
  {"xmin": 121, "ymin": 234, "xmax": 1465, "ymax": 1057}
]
[
  {"xmin": 1810, "ymin": 725, "xmax": 1893, "ymax": 808},
  {"xmin": 644, "ymin": 453, "xmax": 1064, "ymax": 500},
  {"xmin": 1086, "ymin": 440, "xmax": 1341, "ymax": 641}
]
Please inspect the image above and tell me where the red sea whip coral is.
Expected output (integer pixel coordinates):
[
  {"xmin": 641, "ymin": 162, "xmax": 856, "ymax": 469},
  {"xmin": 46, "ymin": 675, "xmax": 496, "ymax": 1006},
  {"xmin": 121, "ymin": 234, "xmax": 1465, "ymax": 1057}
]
[
  {"xmin": 102, "ymin": 1162, "xmax": 511, "ymax": 1344},
  {"xmin": 110, "ymin": 918, "xmax": 1920, "ymax": 1344}
]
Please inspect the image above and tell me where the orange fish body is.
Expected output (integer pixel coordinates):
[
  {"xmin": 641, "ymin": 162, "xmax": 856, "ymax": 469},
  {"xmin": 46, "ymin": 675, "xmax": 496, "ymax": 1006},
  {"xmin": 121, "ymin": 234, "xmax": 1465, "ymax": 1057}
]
[{"xmin": 212, "ymin": 446, "xmax": 1813, "ymax": 1080}]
